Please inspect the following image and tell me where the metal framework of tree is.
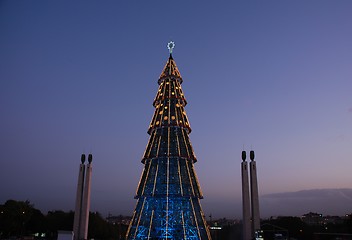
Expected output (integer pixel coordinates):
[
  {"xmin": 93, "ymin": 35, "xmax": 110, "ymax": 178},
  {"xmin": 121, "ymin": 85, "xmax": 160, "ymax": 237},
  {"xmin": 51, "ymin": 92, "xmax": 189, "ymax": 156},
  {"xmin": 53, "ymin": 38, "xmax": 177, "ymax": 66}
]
[{"xmin": 126, "ymin": 48, "xmax": 211, "ymax": 240}]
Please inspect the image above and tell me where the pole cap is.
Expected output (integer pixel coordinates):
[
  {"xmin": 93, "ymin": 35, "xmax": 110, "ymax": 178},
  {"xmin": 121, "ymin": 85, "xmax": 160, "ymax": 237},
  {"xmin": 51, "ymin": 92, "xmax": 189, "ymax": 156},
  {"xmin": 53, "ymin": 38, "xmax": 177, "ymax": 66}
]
[
  {"xmin": 241, "ymin": 151, "xmax": 246, "ymax": 161},
  {"xmin": 250, "ymin": 150, "xmax": 255, "ymax": 161}
]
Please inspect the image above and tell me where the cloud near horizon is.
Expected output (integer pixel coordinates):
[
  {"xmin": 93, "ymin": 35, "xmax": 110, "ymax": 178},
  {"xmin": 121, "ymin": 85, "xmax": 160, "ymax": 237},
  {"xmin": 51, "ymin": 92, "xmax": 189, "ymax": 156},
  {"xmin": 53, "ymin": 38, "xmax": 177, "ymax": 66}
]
[{"xmin": 260, "ymin": 188, "xmax": 352, "ymax": 217}]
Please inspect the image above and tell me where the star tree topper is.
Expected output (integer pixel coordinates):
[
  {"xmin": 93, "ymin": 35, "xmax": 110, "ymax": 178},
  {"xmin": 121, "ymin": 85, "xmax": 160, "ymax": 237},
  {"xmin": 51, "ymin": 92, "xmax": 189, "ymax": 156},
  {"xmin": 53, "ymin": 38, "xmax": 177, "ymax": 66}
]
[{"xmin": 167, "ymin": 41, "xmax": 175, "ymax": 54}]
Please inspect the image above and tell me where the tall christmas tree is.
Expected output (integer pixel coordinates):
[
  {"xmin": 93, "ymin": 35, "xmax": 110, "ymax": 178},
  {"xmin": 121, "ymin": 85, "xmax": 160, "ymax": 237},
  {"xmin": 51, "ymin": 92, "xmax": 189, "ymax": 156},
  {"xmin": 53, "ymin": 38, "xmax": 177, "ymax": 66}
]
[{"xmin": 126, "ymin": 42, "xmax": 211, "ymax": 240}]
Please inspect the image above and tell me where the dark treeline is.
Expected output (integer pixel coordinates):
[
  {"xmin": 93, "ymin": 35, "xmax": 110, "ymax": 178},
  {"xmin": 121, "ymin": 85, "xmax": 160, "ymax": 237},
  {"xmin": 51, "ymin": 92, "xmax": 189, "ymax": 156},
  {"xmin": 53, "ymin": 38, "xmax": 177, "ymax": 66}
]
[
  {"xmin": 0, "ymin": 200, "xmax": 128, "ymax": 239},
  {"xmin": 2, "ymin": 200, "xmax": 351, "ymax": 240},
  {"xmin": 261, "ymin": 216, "xmax": 352, "ymax": 240}
]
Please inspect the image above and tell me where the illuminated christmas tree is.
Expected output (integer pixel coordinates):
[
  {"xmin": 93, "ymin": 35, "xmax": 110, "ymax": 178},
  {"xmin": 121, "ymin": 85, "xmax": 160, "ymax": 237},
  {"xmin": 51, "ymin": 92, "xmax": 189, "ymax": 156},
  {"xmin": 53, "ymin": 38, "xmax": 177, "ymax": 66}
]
[{"xmin": 126, "ymin": 42, "xmax": 211, "ymax": 240}]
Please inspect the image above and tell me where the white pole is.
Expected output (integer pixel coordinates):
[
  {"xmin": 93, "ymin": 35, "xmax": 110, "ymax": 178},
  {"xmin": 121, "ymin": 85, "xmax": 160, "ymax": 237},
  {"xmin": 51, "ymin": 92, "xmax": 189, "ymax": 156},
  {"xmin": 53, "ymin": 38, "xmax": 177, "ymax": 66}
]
[
  {"xmin": 80, "ymin": 154, "xmax": 92, "ymax": 240},
  {"xmin": 249, "ymin": 151, "xmax": 260, "ymax": 237},
  {"xmin": 241, "ymin": 151, "xmax": 251, "ymax": 240},
  {"xmin": 73, "ymin": 154, "xmax": 86, "ymax": 240}
]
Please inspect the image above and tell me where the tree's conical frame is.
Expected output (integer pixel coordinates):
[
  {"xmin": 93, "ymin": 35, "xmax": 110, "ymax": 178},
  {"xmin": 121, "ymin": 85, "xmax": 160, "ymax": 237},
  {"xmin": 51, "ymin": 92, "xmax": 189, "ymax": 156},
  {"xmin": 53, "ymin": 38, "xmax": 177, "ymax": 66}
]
[{"xmin": 126, "ymin": 53, "xmax": 211, "ymax": 240}]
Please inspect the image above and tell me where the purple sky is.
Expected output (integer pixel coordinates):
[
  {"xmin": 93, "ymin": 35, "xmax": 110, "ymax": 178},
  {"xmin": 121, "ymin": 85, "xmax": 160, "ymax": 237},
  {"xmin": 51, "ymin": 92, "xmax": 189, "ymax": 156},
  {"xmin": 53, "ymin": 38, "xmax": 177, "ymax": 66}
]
[{"xmin": 1, "ymin": 1, "xmax": 352, "ymax": 218}]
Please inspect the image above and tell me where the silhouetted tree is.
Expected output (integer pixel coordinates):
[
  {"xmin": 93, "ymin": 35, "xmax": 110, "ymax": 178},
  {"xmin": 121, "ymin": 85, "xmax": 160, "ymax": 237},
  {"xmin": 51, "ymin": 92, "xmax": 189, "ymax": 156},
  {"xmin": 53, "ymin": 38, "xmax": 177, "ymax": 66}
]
[
  {"xmin": 0, "ymin": 199, "xmax": 134, "ymax": 239},
  {"xmin": 46, "ymin": 210, "xmax": 74, "ymax": 236},
  {"xmin": 0, "ymin": 199, "xmax": 35, "ymax": 237},
  {"xmin": 27, "ymin": 208, "xmax": 46, "ymax": 234},
  {"xmin": 88, "ymin": 212, "xmax": 128, "ymax": 240}
]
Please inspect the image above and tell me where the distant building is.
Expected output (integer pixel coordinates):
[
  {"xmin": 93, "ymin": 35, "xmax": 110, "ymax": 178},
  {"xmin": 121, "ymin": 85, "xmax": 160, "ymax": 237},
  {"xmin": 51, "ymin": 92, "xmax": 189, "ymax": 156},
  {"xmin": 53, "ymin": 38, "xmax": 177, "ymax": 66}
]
[
  {"xmin": 301, "ymin": 212, "xmax": 346, "ymax": 226},
  {"xmin": 106, "ymin": 214, "xmax": 131, "ymax": 225},
  {"xmin": 207, "ymin": 219, "xmax": 241, "ymax": 240},
  {"xmin": 209, "ymin": 218, "xmax": 239, "ymax": 227},
  {"xmin": 322, "ymin": 215, "xmax": 344, "ymax": 225},
  {"xmin": 301, "ymin": 212, "xmax": 323, "ymax": 225}
]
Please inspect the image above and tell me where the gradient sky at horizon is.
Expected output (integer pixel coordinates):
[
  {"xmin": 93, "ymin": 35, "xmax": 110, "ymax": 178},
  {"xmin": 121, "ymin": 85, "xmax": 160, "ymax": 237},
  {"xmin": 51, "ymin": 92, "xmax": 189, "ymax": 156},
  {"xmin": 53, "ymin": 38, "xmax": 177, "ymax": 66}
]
[{"xmin": 1, "ymin": 1, "xmax": 352, "ymax": 218}]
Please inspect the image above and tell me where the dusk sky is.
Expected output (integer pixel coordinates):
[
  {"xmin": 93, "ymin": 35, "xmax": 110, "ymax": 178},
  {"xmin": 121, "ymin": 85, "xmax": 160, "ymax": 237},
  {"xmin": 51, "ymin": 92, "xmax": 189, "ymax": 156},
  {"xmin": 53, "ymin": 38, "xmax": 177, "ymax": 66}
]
[{"xmin": 1, "ymin": 1, "xmax": 352, "ymax": 219}]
